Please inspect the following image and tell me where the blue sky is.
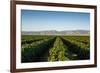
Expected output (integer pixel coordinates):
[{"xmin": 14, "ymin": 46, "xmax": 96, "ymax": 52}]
[{"xmin": 21, "ymin": 9, "xmax": 90, "ymax": 31}]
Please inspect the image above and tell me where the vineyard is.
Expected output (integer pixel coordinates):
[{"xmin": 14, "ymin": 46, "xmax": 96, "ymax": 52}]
[{"xmin": 21, "ymin": 35, "xmax": 90, "ymax": 63}]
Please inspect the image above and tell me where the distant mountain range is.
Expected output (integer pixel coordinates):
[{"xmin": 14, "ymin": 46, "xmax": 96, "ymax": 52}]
[{"xmin": 22, "ymin": 30, "xmax": 90, "ymax": 36}]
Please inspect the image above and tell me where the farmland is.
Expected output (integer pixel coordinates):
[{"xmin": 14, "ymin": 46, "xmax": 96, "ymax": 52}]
[{"xmin": 21, "ymin": 35, "xmax": 90, "ymax": 63}]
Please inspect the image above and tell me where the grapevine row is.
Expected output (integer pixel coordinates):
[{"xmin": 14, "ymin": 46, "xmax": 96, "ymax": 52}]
[
  {"xmin": 22, "ymin": 37, "xmax": 56, "ymax": 62},
  {"xmin": 61, "ymin": 37, "xmax": 90, "ymax": 60},
  {"xmin": 48, "ymin": 37, "xmax": 69, "ymax": 61}
]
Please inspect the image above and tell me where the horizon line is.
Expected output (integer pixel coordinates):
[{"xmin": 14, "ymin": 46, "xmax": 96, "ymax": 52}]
[{"xmin": 22, "ymin": 29, "xmax": 90, "ymax": 32}]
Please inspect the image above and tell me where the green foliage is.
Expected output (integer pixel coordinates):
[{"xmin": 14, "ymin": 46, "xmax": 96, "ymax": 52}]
[
  {"xmin": 21, "ymin": 36, "xmax": 56, "ymax": 62},
  {"xmin": 61, "ymin": 36, "xmax": 90, "ymax": 60},
  {"xmin": 21, "ymin": 35, "xmax": 90, "ymax": 63},
  {"xmin": 48, "ymin": 37, "xmax": 69, "ymax": 61}
]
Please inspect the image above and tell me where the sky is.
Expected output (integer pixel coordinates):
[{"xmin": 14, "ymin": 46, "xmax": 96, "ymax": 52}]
[{"xmin": 21, "ymin": 9, "xmax": 90, "ymax": 31}]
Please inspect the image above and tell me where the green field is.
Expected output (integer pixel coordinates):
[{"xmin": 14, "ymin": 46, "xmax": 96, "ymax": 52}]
[{"xmin": 21, "ymin": 35, "xmax": 90, "ymax": 63}]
